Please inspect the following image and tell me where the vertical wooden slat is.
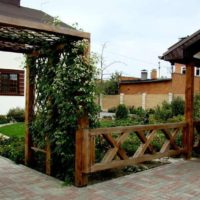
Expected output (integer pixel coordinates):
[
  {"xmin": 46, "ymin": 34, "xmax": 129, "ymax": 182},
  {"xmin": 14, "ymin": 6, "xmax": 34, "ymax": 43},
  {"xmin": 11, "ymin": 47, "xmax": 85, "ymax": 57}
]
[
  {"xmin": 75, "ymin": 116, "xmax": 89, "ymax": 187},
  {"xmin": 45, "ymin": 138, "xmax": 51, "ymax": 175},
  {"xmin": 25, "ymin": 59, "xmax": 35, "ymax": 166},
  {"xmin": 90, "ymin": 136, "xmax": 95, "ymax": 166},
  {"xmin": 184, "ymin": 64, "xmax": 194, "ymax": 158}
]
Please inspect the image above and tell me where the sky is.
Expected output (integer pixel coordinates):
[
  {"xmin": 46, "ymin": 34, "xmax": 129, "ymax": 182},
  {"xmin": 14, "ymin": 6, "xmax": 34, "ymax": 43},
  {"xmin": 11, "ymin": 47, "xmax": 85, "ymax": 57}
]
[{"xmin": 2, "ymin": 0, "xmax": 200, "ymax": 79}]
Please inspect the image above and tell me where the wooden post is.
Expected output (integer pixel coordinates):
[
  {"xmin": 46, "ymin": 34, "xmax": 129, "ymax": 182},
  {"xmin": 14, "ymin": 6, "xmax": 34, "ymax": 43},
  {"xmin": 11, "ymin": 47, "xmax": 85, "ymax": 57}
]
[
  {"xmin": 45, "ymin": 138, "xmax": 51, "ymax": 175},
  {"xmin": 75, "ymin": 39, "xmax": 91, "ymax": 186},
  {"xmin": 75, "ymin": 116, "xmax": 90, "ymax": 187},
  {"xmin": 184, "ymin": 64, "xmax": 194, "ymax": 158},
  {"xmin": 25, "ymin": 58, "xmax": 35, "ymax": 166}
]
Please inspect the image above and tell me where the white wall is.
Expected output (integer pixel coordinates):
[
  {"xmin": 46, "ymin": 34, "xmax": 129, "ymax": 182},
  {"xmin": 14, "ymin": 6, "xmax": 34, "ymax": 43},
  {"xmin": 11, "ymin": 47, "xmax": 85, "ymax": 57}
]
[
  {"xmin": 0, "ymin": 51, "xmax": 24, "ymax": 69},
  {"xmin": 0, "ymin": 96, "xmax": 25, "ymax": 115},
  {"xmin": 0, "ymin": 52, "xmax": 25, "ymax": 115}
]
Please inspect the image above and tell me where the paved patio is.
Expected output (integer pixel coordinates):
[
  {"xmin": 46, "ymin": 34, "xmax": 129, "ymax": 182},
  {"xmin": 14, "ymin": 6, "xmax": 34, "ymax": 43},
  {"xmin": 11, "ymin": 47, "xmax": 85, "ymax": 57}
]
[{"xmin": 1, "ymin": 156, "xmax": 200, "ymax": 200}]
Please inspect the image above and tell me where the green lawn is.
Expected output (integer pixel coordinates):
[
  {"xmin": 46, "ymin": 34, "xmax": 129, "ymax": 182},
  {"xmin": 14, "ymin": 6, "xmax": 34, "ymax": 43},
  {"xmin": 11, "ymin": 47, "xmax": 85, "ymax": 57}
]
[{"xmin": 0, "ymin": 123, "xmax": 25, "ymax": 138}]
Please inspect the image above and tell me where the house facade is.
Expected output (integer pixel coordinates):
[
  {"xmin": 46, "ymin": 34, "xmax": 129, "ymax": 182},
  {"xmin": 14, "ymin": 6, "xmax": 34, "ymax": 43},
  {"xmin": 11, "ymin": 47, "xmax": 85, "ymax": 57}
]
[
  {"xmin": 0, "ymin": 52, "xmax": 24, "ymax": 115},
  {"xmin": 119, "ymin": 63, "xmax": 200, "ymax": 96}
]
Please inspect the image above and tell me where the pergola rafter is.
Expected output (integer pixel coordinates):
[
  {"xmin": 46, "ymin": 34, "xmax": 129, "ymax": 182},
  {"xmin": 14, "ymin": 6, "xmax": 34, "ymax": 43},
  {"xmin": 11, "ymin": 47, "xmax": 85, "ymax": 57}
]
[{"xmin": 0, "ymin": 24, "xmax": 88, "ymax": 53}]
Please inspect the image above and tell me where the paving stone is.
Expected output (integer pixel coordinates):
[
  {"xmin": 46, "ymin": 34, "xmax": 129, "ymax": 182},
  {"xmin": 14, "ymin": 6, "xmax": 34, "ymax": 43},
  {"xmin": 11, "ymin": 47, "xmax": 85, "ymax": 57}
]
[{"xmin": 1, "ymin": 156, "xmax": 200, "ymax": 199}]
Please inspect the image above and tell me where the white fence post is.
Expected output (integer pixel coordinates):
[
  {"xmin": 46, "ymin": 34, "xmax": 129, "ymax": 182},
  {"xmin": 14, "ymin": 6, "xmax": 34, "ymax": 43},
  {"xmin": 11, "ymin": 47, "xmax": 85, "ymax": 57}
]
[
  {"xmin": 120, "ymin": 93, "xmax": 124, "ymax": 104},
  {"xmin": 168, "ymin": 93, "xmax": 173, "ymax": 103},
  {"xmin": 100, "ymin": 93, "xmax": 103, "ymax": 110},
  {"xmin": 142, "ymin": 93, "xmax": 146, "ymax": 110}
]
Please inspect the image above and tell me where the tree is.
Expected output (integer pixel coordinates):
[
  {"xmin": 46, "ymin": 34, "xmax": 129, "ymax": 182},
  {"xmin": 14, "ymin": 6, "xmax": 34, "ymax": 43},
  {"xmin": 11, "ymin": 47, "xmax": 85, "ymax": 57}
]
[
  {"xmin": 104, "ymin": 72, "xmax": 121, "ymax": 95},
  {"xmin": 95, "ymin": 43, "xmax": 125, "ymax": 105}
]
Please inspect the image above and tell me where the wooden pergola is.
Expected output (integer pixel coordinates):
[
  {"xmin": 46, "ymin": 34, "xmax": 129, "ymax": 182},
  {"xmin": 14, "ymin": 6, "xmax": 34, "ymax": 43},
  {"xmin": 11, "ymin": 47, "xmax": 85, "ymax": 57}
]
[
  {"xmin": 0, "ymin": 0, "xmax": 90, "ymax": 179},
  {"xmin": 161, "ymin": 29, "xmax": 200, "ymax": 158}
]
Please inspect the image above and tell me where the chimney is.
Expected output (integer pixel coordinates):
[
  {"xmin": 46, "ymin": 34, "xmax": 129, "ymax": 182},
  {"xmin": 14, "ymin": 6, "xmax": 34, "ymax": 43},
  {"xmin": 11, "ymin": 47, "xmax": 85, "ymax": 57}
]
[
  {"xmin": 0, "ymin": 0, "xmax": 21, "ymax": 6},
  {"xmin": 141, "ymin": 69, "xmax": 148, "ymax": 80},
  {"xmin": 151, "ymin": 69, "xmax": 157, "ymax": 79}
]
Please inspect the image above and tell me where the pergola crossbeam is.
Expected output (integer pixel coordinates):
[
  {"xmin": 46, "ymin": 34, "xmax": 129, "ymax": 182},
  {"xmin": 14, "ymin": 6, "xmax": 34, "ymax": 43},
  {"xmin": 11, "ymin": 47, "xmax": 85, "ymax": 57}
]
[{"xmin": 0, "ymin": 14, "xmax": 90, "ymax": 40}]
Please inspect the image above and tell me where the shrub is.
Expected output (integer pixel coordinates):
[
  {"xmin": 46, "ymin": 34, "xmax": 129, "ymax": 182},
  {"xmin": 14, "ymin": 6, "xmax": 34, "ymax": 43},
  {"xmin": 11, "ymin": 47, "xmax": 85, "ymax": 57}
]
[
  {"xmin": 121, "ymin": 135, "xmax": 141, "ymax": 156},
  {"xmin": 0, "ymin": 136, "xmax": 24, "ymax": 164},
  {"xmin": 129, "ymin": 106, "xmax": 146, "ymax": 117},
  {"xmin": 7, "ymin": 107, "xmax": 25, "ymax": 122},
  {"xmin": 115, "ymin": 118, "xmax": 139, "ymax": 126},
  {"xmin": 194, "ymin": 94, "xmax": 200, "ymax": 119},
  {"xmin": 154, "ymin": 101, "xmax": 172, "ymax": 122},
  {"xmin": 167, "ymin": 115, "xmax": 184, "ymax": 123},
  {"xmin": 108, "ymin": 107, "xmax": 117, "ymax": 113},
  {"xmin": 0, "ymin": 115, "xmax": 9, "ymax": 124},
  {"xmin": 115, "ymin": 104, "xmax": 129, "ymax": 120},
  {"xmin": 171, "ymin": 97, "xmax": 184, "ymax": 116}
]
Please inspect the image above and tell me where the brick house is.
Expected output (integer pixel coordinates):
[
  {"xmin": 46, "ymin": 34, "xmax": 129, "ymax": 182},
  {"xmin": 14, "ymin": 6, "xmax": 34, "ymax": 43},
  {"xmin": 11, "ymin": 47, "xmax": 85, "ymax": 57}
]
[{"xmin": 119, "ymin": 64, "xmax": 200, "ymax": 96}]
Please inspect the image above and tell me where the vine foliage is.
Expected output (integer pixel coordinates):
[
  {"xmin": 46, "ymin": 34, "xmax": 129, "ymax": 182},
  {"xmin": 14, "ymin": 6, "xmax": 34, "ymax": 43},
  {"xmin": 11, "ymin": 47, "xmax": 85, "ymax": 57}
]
[{"xmin": 27, "ymin": 39, "xmax": 99, "ymax": 182}]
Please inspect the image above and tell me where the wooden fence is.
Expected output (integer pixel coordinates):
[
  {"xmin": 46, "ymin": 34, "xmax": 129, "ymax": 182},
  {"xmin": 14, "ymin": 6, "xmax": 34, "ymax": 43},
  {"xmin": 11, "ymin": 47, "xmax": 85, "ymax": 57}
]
[{"xmin": 75, "ymin": 121, "xmax": 189, "ymax": 186}]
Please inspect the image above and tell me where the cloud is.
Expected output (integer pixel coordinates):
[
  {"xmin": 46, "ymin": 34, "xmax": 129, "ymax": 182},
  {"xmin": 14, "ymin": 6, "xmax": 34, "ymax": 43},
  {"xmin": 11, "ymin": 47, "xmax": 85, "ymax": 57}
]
[{"xmin": 20, "ymin": 0, "xmax": 200, "ymax": 78}]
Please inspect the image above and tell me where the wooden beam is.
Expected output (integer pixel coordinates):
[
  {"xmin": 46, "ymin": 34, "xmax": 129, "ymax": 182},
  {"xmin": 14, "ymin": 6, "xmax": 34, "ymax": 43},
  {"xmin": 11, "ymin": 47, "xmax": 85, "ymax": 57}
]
[
  {"xmin": 90, "ymin": 122, "xmax": 187, "ymax": 136},
  {"xmin": 25, "ymin": 59, "xmax": 35, "ymax": 166},
  {"xmin": 31, "ymin": 147, "xmax": 46, "ymax": 154},
  {"xmin": 0, "ymin": 15, "xmax": 90, "ymax": 39},
  {"xmin": 88, "ymin": 149, "xmax": 185, "ymax": 173},
  {"xmin": 184, "ymin": 64, "xmax": 194, "ymax": 158}
]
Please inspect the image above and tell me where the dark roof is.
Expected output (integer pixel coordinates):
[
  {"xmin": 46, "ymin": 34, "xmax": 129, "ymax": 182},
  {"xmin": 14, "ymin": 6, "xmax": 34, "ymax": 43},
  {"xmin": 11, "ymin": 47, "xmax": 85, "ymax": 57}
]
[
  {"xmin": 120, "ymin": 78, "xmax": 172, "ymax": 84},
  {"xmin": 0, "ymin": 1, "xmax": 90, "ymax": 53},
  {"xmin": 0, "ymin": 2, "xmax": 73, "ymax": 30},
  {"xmin": 160, "ymin": 29, "xmax": 200, "ymax": 66}
]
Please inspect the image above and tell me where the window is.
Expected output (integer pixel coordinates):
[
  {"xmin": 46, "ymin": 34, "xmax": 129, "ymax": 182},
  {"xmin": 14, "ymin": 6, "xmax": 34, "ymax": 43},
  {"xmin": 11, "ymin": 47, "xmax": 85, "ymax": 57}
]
[
  {"xmin": 0, "ymin": 69, "xmax": 24, "ymax": 96},
  {"xmin": 0, "ymin": 73, "xmax": 18, "ymax": 94},
  {"xmin": 181, "ymin": 66, "xmax": 186, "ymax": 75},
  {"xmin": 195, "ymin": 67, "xmax": 200, "ymax": 76}
]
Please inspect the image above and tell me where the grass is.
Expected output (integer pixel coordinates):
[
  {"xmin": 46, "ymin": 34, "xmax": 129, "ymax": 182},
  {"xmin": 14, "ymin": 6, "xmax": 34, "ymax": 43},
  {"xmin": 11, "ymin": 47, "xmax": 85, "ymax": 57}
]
[{"xmin": 0, "ymin": 123, "xmax": 25, "ymax": 138}]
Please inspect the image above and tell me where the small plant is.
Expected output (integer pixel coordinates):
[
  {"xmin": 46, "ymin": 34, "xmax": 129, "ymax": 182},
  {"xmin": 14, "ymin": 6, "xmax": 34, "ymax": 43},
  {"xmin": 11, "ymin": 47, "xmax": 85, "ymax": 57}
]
[
  {"xmin": 194, "ymin": 94, "xmax": 200, "ymax": 119},
  {"xmin": 154, "ymin": 101, "xmax": 172, "ymax": 122},
  {"xmin": 129, "ymin": 106, "xmax": 146, "ymax": 117},
  {"xmin": 171, "ymin": 97, "xmax": 184, "ymax": 116},
  {"xmin": 0, "ymin": 115, "xmax": 9, "ymax": 124},
  {"xmin": 0, "ymin": 136, "xmax": 24, "ymax": 164},
  {"xmin": 115, "ymin": 104, "xmax": 129, "ymax": 120},
  {"xmin": 108, "ymin": 107, "xmax": 117, "ymax": 113},
  {"xmin": 7, "ymin": 107, "xmax": 25, "ymax": 122}
]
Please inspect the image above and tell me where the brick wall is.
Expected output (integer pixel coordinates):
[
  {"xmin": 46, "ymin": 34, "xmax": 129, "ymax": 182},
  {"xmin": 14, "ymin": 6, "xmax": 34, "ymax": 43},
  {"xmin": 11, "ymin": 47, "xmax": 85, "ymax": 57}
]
[
  {"xmin": 120, "ymin": 72, "xmax": 200, "ymax": 95},
  {"xmin": 120, "ymin": 80, "xmax": 172, "ymax": 94},
  {"xmin": 172, "ymin": 73, "xmax": 200, "ymax": 94}
]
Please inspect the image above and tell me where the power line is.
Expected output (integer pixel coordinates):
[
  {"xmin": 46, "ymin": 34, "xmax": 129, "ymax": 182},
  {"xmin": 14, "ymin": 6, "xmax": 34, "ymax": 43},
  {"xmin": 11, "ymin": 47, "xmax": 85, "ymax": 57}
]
[
  {"xmin": 102, "ymin": 50, "xmax": 171, "ymax": 69},
  {"xmin": 106, "ymin": 51, "xmax": 156, "ymax": 66}
]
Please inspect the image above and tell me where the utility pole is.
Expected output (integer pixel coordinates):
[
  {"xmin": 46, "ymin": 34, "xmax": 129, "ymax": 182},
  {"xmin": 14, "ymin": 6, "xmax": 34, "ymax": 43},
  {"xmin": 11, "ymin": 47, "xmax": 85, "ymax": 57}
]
[{"xmin": 158, "ymin": 61, "xmax": 161, "ymax": 78}]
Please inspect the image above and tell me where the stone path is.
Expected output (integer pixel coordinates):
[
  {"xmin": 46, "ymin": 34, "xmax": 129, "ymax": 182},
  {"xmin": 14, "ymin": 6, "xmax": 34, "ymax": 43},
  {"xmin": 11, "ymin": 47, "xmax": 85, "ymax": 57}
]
[
  {"xmin": 0, "ymin": 123, "xmax": 13, "ymax": 128},
  {"xmin": 1, "ymin": 156, "xmax": 200, "ymax": 199}
]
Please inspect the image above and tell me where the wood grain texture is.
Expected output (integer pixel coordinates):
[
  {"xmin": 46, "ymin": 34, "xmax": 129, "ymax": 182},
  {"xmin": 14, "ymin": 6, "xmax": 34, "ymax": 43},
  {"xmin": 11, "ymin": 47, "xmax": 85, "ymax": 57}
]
[
  {"xmin": 25, "ymin": 63, "xmax": 35, "ymax": 166},
  {"xmin": 184, "ymin": 65, "xmax": 194, "ymax": 158}
]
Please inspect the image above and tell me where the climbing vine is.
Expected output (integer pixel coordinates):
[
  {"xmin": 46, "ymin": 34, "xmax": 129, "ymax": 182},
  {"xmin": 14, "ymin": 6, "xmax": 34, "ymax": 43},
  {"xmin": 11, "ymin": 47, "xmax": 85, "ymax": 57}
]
[{"xmin": 27, "ymin": 39, "xmax": 99, "ymax": 182}]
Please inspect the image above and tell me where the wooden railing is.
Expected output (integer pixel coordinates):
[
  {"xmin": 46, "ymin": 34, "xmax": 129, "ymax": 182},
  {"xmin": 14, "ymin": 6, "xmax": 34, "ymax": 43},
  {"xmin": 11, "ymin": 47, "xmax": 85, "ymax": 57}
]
[{"xmin": 75, "ymin": 121, "xmax": 188, "ymax": 186}]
